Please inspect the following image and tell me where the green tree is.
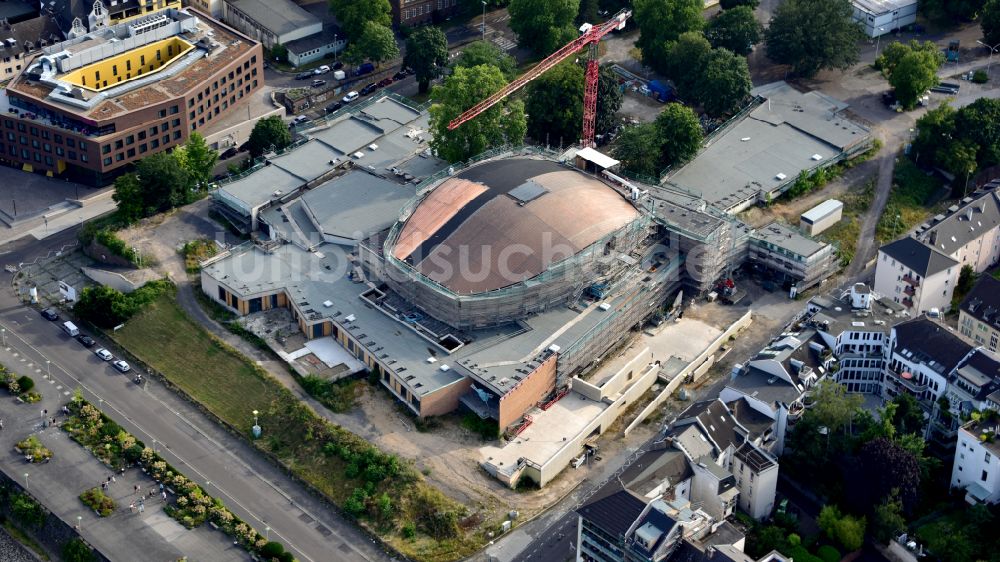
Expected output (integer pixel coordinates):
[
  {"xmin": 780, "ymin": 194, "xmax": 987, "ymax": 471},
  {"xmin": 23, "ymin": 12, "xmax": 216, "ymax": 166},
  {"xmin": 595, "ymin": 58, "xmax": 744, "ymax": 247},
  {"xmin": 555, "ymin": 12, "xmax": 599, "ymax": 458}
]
[
  {"xmin": 248, "ymin": 115, "xmax": 292, "ymax": 157},
  {"xmin": 921, "ymin": 0, "xmax": 986, "ymax": 22},
  {"xmin": 345, "ymin": 21, "xmax": 399, "ymax": 67},
  {"xmin": 954, "ymin": 98, "xmax": 1000, "ymax": 167},
  {"xmin": 818, "ymin": 505, "xmax": 866, "ymax": 552},
  {"xmin": 577, "ymin": 0, "xmax": 599, "ymax": 25},
  {"xmin": 112, "ymin": 173, "xmax": 144, "ymax": 224},
  {"xmin": 665, "ymin": 31, "xmax": 713, "ymax": 97},
  {"xmin": 526, "ymin": 62, "xmax": 584, "ymax": 145},
  {"xmin": 809, "ymin": 379, "xmax": 863, "ymax": 435},
  {"xmin": 328, "ymin": 0, "xmax": 392, "ymax": 42},
  {"xmin": 889, "ymin": 393, "xmax": 926, "ymax": 436},
  {"xmin": 654, "ymin": 103, "xmax": 703, "ymax": 167},
  {"xmin": 872, "ymin": 490, "xmax": 906, "ymax": 543},
  {"xmin": 404, "ymin": 26, "xmax": 448, "ymax": 93},
  {"xmin": 707, "ymin": 6, "xmax": 762, "ymax": 56},
  {"xmin": 856, "ymin": 437, "xmax": 921, "ymax": 513},
  {"xmin": 74, "ymin": 285, "xmax": 132, "ymax": 328},
  {"xmin": 693, "ymin": 48, "xmax": 752, "ymax": 117},
  {"xmin": 181, "ymin": 132, "xmax": 218, "ymax": 190},
  {"xmin": 885, "ymin": 45, "xmax": 943, "ymax": 109},
  {"xmin": 596, "ymin": 64, "xmax": 624, "ymax": 135},
  {"xmin": 270, "ymin": 43, "xmax": 288, "ymax": 63},
  {"xmin": 429, "ymin": 64, "xmax": 527, "ymax": 162},
  {"xmin": 720, "ymin": 0, "xmax": 759, "ymax": 8},
  {"xmin": 765, "ymin": 0, "xmax": 864, "ymax": 77},
  {"xmin": 984, "ymin": 0, "xmax": 1000, "ymax": 45},
  {"xmin": 876, "ymin": 40, "xmax": 941, "ymax": 76},
  {"xmin": 62, "ymin": 538, "xmax": 96, "ymax": 562},
  {"xmin": 135, "ymin": 151, "xmax": 193, "ymax": 213},
  {"xmin": 634, "ymin": 0, "xmax": 704, "ymax": 75},
  {"xmin": 613, "ymin": 123, "xmax": 661, "ymax": 176},
  {"xmin": 453, "ymin": 40, "xmax": 518, "ymax": 80},
  {"xmin": 956, "ymin": 264, "xmax": 979, "ymax": 299},
  {"xmin": 912, "ymin": 103, "xmax": 956, "ymax": 166},
  {"xmin": 939, "ymin": 138, "xmax": 979, "ymax": 190},
  {"xmin": 509, "ymin": 0, "xmax": 579, "ymax": 56}
]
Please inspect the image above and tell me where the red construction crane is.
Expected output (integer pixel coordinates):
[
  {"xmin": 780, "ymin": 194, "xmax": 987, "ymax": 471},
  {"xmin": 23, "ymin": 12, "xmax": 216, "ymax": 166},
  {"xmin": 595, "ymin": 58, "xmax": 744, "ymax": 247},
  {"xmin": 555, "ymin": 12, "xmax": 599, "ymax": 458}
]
[{"xmin": 447, "ymin": 9, "xmax": 631, "ymax": 148}]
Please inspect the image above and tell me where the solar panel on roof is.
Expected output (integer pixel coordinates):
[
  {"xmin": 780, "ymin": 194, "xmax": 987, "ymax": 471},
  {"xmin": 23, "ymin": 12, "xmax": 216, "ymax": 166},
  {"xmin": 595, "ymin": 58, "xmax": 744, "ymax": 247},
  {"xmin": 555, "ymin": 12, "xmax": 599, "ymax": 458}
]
[{"xmin": 508, "ymin": 180, "xmax": 549, "ymax": 204}]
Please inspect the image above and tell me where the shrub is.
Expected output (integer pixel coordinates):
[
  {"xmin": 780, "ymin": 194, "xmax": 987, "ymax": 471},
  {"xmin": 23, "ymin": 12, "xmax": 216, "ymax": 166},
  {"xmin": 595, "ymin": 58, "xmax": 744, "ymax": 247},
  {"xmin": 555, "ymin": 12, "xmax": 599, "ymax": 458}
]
[
  {"xmin": 79, "ymin": 487, "xmax": 116, "ymax": 517},
  {"xmin": 16, "ymin": 375, "xmax": 33, "ymax": 393},
  {"xmin": 15, "ymin": 435, "xmax": 52, "ymax": 462},
  {"xmin": 11, "ymin": 493, "xmax": 45, "ymax": 527},
  {"xmin": 402, "ymin": 521, "xmax": 416, "ymax": 538},
  {"xmin": 973, "ymin": 70, "xmax": 989, "ymax": 83},
  {"xmin": 259, "ymin": 541, "xmax": 285, "ymax": 558},
  {"xmin": 61, "ymin": 538, "xmax": 96, "ymax": 562},
  {"xmin": 818, "ymin": 544, "xmax": 842, "ymax": 562}
]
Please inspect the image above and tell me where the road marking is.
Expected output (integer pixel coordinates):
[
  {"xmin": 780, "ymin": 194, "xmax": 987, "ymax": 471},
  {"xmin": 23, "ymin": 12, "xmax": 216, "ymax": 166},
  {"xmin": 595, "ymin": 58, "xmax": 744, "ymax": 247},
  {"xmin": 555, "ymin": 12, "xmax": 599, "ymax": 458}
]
[{"xmin": 63, "ymin": 391, "xmax": 70, "ymax": 396}]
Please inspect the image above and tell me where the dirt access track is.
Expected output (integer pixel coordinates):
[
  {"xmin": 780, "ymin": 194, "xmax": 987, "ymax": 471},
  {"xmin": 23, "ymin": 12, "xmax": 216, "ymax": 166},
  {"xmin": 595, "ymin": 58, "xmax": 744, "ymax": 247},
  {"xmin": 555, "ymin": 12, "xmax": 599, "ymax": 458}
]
[{"xmin": 116, "ymin": 200, "xmax": 667, "ymax": 522}]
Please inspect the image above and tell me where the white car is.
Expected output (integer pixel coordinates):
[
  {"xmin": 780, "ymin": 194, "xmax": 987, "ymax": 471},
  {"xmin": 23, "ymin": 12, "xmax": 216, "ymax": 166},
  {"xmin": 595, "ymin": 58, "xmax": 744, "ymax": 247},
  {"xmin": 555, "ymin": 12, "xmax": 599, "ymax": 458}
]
[
  {"xmin": 342, "ymin": 91, "xmax": 359, "ymax": 103},
  {"xmin": 112, "ymin": 360, "xmax": 131, "ymax": 373},
  {"xmin": 95, "ymin": 348, "xmax": 113, "ymax": 361},
  {"xmin": 314, "ymin": 65, "xmax": 330, "ymax": 75}
]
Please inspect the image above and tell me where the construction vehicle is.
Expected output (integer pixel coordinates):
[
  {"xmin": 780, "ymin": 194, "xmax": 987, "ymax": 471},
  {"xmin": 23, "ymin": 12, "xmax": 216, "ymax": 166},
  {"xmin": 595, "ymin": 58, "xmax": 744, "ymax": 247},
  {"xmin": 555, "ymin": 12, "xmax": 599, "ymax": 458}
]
[
  {"xmin": 716, "ymin": 278, "xmax": 746, "ymax": 305},
  {"xmin": 448, "ymin": 9, "xmax": 632, "ymax": 148}
]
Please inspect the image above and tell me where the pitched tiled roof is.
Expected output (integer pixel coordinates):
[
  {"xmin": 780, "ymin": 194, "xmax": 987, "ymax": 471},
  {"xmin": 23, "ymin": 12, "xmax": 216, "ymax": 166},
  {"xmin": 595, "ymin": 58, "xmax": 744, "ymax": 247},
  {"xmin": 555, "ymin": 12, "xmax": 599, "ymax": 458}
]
[
  {"xmin": 577, "ymin": 489, "xmax": 645, "ymax": 539},
  {"xmin": 960, "ymin": 275, "xmax": 1000, "ymax": 329}
]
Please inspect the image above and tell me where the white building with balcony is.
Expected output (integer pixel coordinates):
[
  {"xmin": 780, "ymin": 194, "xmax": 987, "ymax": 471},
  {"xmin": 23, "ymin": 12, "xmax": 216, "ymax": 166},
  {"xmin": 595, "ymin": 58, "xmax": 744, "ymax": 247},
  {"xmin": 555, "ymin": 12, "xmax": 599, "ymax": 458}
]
[
  {"xmin": 951, "ymin": 417, "xmax": 1000, "ymax": 505},
  {"xmin": 885, "ymin": 317, "xmax": 974, "ymax": 405},
  {"xmin": 875, "ymin": 237, "xmax": 958, "ymax": 314}
]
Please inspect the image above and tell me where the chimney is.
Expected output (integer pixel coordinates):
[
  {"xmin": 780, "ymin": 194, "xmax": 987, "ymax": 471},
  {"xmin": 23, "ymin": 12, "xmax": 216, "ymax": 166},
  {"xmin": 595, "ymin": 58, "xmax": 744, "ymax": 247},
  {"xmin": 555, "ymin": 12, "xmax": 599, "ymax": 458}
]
[
  {"xmin": 966, "ymin": 208, "xmax": 974, "ymax": 221},
  {"xmin": 929, "ymin": 231, "xmax": 937, "ymax": 245}
]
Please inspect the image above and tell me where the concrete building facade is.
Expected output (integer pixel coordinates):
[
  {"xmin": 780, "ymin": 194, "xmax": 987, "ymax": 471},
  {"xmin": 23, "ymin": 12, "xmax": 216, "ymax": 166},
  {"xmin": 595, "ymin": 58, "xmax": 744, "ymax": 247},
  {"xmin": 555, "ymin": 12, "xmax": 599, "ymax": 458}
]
[
  {"xmin": 222, "ymin": 0, "xmax": 321, "ymax": 48},
  {"xmin": 875, "ymin": 237, "xmax": 959, "ymax": 314},
  {"xmin": 951, "ymin": 418, "xmax": 1000, "ymax": 504},
  {"xmin": 959, "ymin": 275, "xmax": 1000, "ymax": 352},
  {"xmin": 799, "ymin": 199, "xmax": 843, "ymax": 236},
  {"xmin": 851, "ymin": 0, "xmax": 918, "ymax": 38}
]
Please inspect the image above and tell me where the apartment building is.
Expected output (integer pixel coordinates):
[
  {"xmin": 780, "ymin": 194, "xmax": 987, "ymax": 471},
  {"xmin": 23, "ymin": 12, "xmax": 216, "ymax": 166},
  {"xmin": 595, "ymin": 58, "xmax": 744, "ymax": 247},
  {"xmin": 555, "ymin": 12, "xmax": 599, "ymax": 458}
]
[
  {"xmin": 747, "ymin": 222, "xmax": 837, "ymax": 291},
  {"xmin": 392, "ymin": 0, "xmax": 458, "ymax": 27},
  {"xmin": 0, "ymin": 15, "xmax": 61, "ymax": 82},
  {"xmin": 951, "ymin": 417, "xmax": 1000, "ymax": 504},
  {"xmin": 959, "ymin": 275, "xmax": 1000, "ymax": 352},
  {"xmin": 50, "ymin": 0, "xmax": 182, "ymax": 37},
  {"xmin": 885, "ymin": 317, "xmax": 974, "ymax": 406},
  {"xmin": 874, "ymin": 237, "xmax": 959, "ymax": 314}
]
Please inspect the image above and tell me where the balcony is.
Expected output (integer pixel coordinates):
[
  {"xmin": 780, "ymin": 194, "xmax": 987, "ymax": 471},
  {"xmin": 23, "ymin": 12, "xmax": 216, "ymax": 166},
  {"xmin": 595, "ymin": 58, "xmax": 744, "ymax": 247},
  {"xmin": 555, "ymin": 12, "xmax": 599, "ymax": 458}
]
[
  {"xmin": 885, "ymin": 369, "xmax": 929, "ymax": 398},
  {"xmin": 902, "ymin": 274, "xmax": 921, "ymax": 287},
  {"xmin": 902, "ymin": 297, "xmax": 914, "ymax": 308},
  {"xmin": 903, "ymin": 285, "xmax": 916, "ymax": 297}
]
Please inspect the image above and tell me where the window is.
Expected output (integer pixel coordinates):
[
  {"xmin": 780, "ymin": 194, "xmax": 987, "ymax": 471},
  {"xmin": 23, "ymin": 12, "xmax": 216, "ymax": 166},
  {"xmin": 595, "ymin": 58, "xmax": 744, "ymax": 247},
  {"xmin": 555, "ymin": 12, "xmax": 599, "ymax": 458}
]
[
  {"xmin": 54, "ymin": 134, "xmax": 62, "ymax": 144},
  {"xmin": 115, "ymin": 140, "xmax": 124, "ymax": 149},
  {"xmin": 171, "ymin": 119, "xmax": 180, "ymax": 127},
  {"xmin": 31, "ymin": 139, "xmax": 38, "ymax": 148},
  {"xmin": 80, "ymin": 153, "xmax": 87, "ymax": 162},
  {"xmin": 158, "ymin": 109, "xmax": 167, "ymax": 118},
  {"xmin": 983, "ymin": 470, "xmax": 989, "ymax": 481},
  {"xmin": 68, "ymin": 150, "xmax": 76, "ymax": 160},
  {"xmin": 988, "ymin": 453, "xmax": 992, "ymax": 463},
  {"xmin": 170, "ymin": 105, "xmax": 178, "ymax": 115},
  {"xmin": 44, "ymin": 155, "xmax": 52, "ymax": 165},
  {"xmin": 103, "ymin": 157, "xmax": 112, "ymax": 165},
  {"xmin": 67, "ymin": 138, "xmax": 75, "ymax": 148},
  {"xmin": 127, "ymin": 148, "xmax": 135, "ymax": 157},
  {"xmin": 116, "ymin": 153, "xmax": 124, "ymax": 161},
  {"xmin": 149, "ymin": 127, "xmax": 157, "ymax": 136},
  {"xmin": 56, "ymin": 146, "xmax": 64, "ymax": 156},
  {"xmin": 42, "ymin": 143, "xmax": 50, "ymax": 152},
  {"xmin": 162, "ymin": 135, "xmax": 169, "ymax": 145},
  {"xmin": 160, "ymin": 123, "xmax": 168, "ymax": 133}
]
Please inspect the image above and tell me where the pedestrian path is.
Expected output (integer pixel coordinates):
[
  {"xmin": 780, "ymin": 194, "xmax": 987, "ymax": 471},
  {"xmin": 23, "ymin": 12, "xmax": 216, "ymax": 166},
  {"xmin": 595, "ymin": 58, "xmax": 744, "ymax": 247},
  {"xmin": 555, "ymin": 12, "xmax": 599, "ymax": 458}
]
[{"xmin": 0, "ymin": 341, "xmax": 247, "ymax": 561}]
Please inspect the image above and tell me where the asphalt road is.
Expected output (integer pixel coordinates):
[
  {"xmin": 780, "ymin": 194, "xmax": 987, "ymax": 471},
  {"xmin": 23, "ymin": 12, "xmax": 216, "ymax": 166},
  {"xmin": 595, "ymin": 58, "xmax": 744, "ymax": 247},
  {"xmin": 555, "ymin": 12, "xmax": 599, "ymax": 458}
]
[{"xmin": 0, "ymin": 231, "xmax": 389, "ymax": 562}]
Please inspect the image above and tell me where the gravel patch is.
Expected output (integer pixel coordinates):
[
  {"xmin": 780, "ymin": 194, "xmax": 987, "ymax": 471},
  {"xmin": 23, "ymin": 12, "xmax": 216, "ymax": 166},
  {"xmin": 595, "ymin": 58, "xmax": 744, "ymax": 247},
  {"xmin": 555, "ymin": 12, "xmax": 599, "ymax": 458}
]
[{"xmin": 0, "ymin": 525, "xmax": 40, "ymax": 562}]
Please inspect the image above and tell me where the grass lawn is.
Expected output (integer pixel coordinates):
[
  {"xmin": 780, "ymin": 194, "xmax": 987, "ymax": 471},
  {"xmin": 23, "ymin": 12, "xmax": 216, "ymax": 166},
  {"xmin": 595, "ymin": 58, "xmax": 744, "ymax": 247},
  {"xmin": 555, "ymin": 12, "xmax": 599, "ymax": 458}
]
[
  {"xmin": 876, "ymin": 158, "xmax": 948, "ymax": 242},
  {"xmin": 111, "ymin": 292, "xmax": 484, "ymax": 562}
]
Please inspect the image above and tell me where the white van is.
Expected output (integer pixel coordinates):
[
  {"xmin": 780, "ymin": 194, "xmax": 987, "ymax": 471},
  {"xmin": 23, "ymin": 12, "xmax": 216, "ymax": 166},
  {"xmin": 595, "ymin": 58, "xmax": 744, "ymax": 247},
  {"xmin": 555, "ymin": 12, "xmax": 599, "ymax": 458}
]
[{"xmin": 62, "ymin": 321, "xmax": 79, "ymax": 337}]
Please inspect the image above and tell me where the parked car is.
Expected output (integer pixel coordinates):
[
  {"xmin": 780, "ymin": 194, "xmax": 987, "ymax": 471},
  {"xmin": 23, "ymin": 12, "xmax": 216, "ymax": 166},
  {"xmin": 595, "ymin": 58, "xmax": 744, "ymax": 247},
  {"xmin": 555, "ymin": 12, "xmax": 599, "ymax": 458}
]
[
  {"xmin": 377, "ymin": 77, "xmax": 393, "ymax": 88},
  {"xmin": 95, "ymin": 348, "xmax": 113, "ymax": 361},
  {"xmin": 314, "ymin": 65, "xmax": 331, "ymax": 75},
  {"xmin": 76, "ymin": 334, "xmax": 96, "ymax": 347},
  {"xmin": 40, "ymin": 307, "xmax": 59, "ymax": 321},
  {"xmin": 112, "ymin": 360, "xmax": 131, "ymax": 373},
  {"xmin": 342, "ymin": 91, "xmax": 359, "ymax": 103},
  {"xmin": 295, "ymin": 71, "xmax": 312, "ymax": 80},
  {"xmin": 355, "ymin": 62, "xmax": 375, "ymax": 76},
  {"xmin": 332, "ymin": 61, "xmax": 344, "ymax": 70},
  {"xmin": 931, "ymin": 82, "xmax": 960, "ymax": 94},
  {"xmin": 325, "ymin": 101, "xmax": 343, "ymax": 113},
  {"xmin": 881, "ymin": 91, "xmax": 896, "ymax": 107},
  {"xmin": 220, "ymin": 147, "xmax": 238, "ymax": 159},
  {"xmin": 360, "ymin": 82, "xmax": 378, "ymax": 95},
  {"xmin": 311, "ymin": 79, "xmax": 326, "ymax": 88},
  {"xmin": 392, "ymin": 71, "xmax": 407, "ymax": 81}
]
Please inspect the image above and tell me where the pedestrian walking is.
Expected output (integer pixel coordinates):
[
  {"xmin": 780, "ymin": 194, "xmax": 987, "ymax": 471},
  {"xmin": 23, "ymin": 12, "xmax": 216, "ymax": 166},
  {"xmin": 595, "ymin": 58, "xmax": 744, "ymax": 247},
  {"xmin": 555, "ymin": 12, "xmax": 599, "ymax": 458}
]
[
  {"xmin": 148, "ymin": 489, "xmax": 155, "ymax": 499},
  {"xmin": 129, "ymin": 502, "xmax": 135, "ymax": 513},
  {"xmin": 138, "ymin": 503, "xmax": 144, "ymax": 514},
  {"xmin": 0, "ymin": 419, "xmax": 4, "ymax": 430},
  {"xmin": 111, "ymin": 475, "xmax": 116, "ymax": 484},
  {"xmin": 120, "ymin": 467, "xmax": 125, "ymax": 476},
  {"xmin": 161, "ymin": 491, "xmax": 167, "ymax": 502},
  {"xmin": 159, "ymin": 483, "xmax": 164, "ymax": 492},
  {"xmin": 101, "ymin": 482, "xmax": 107, "ymax": 491},
  {"xmin": 134, "ymin": 484, "xmax": 140, "ymax": 494}
]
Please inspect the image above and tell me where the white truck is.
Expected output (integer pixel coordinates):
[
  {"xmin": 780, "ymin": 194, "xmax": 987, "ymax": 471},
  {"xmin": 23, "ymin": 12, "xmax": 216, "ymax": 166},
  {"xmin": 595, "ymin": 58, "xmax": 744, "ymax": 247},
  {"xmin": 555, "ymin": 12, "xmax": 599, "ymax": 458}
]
[{"xmin": 62, "ymin": 321, "xmax": 79, "ymax": 337}]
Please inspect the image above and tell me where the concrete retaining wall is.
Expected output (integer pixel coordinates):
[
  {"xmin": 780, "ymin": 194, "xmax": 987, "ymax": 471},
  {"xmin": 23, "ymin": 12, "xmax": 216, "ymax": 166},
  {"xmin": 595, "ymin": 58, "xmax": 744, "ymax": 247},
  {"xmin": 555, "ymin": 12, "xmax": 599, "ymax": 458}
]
[
  {"xmin": 81, "ymin": 267, "xmax": 142, "ymax": 293},
  {"xmin": 624, "ymin": 311, "xmax": 753, "ymax": 435}
]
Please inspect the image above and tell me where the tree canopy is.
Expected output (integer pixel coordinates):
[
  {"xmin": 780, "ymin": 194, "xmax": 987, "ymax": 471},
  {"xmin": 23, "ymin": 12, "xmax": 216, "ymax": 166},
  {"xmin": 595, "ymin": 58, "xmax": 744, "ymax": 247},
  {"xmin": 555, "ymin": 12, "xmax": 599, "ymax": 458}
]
[
  {"xmin": 818, "ymin": 505, "xmax": 866, "ymax": 552},
  {"xmin": 509, "ymin": 0, "xmax": 579, "ymax": 56},
  {"xmin": 985, "ymin": 0, "xmax": 1000, "ymax": 45},
  {"xmin": 613, "ymin": 123, "xmax": 661, "ymax": 177},
  {"xmin": 720, "ymin": 0, "xmax": 759, "ymax": 8},
  {"xmin": 654, "ymin": 103, "xmax": 703, "ymax": 167},
  {"xmin": 328, "ymin": 0, "xmax": 392, "ymax": 42},
  {"xmin": 134, "ymin": 151, "xmax": 193, "ymax": 214},
  {"xmin": 693, "ymin": 47, "xmax": 752, "ymax": 117},
  {"xmin": 248, "ymin": 115, "xmax": 292, "ymax": 157},
  {"xmin": 665, "ymin": 31, "xmax": 713, "ymax": 96},
  {"xmin": 177, "ymin": 132, "xmax": 217, "ymax": 189},
  {"xmin": 913, "ymin": 99, "xmax": 1000, "ymax": 178},
  {"xmin": 765, "ymin": 0, "xmax": 864, "ymax": 77},
  {"xmin": 707, "ymin": 5, "xmax": 762, "ymax": 56},
  {"xmin": 429, "ymin": 64, "xmax": 527, "ymax": 162},
  {"xmin": 452, "ymin": 41, "xmax": 518, "ymax": 80},
  {"xmin": 595, "ymin": 64, "xmax": 624, "ymax": 136},
  {"xmin": 877, "ymin": 41, "xmax": 943, "ymax": 109},
  {"xmin": 634, "ymin": 0, "xmax": 704, "ymax": 75},
  {"xmin": 921, "ymin": 0, "xmax": 986, "ymax": 22},
  {"xmin": 345, "ymin": 21, "xmax": 399, "ymax": 66},
  {"xmin": 526, "ymin": 62, "xmax": 584, "ymax": 146},
  {"xmin": 404, "ymin": 26, "xmax": 448, "ymax": 93}
]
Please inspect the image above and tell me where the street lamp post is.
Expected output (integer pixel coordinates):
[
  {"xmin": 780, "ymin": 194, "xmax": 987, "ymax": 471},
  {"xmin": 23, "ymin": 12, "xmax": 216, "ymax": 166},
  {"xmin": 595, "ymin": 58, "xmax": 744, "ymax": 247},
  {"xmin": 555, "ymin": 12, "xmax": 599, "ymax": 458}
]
[
  {"xmin": 2, "ymin": 328, "xmax": 6, "ymax": 347},
  {"xmin": 482, "ymin": 1, "xmax": 487, "ymax": 41},
  {"xmin": 874, "ymin": 27, "xmax": 886, "ymax": 61},
  {"xmin": 23, "ymin": 473, "xmax": 28, "ymax": 491},
  {"xmin": 976, "ymin": 40, "xmax": 1000, "ymax": 75},
  {"xmin": 265, "ymin": 526, "xmax": 270, "ymax": 541},
  {"xmin": 46, "ymin": 360, "xmax": 50, "ymax": 378},
  {"xmin": 251, "ymin": 410, "xmax": 261, "ymax": 438},
  {"xmin": 76, "ymin": 515, "xmax": 82, "ymax": 530}
]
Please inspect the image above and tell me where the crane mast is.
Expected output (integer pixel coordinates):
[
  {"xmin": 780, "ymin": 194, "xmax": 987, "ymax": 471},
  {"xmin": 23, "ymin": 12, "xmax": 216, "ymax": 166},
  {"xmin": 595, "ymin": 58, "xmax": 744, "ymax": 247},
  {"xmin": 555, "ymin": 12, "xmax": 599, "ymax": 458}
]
[{"xmin": 447, "ymin": 9, "xmax": 631, "ymax": 148}]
